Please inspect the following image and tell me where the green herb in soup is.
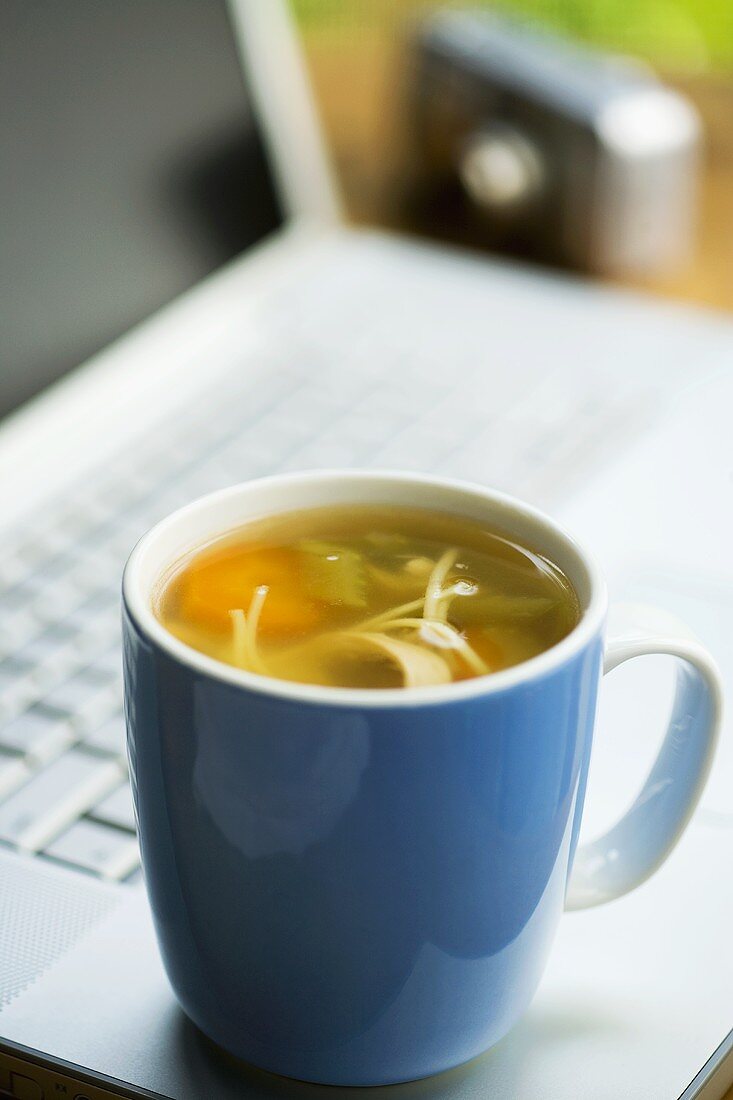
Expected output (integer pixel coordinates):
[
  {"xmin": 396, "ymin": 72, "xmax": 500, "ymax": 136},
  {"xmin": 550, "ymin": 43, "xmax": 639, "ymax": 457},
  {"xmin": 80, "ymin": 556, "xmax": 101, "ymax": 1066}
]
[{"xmin": 154, "ymin": 505, "xmax": 580, "ymax": 689}]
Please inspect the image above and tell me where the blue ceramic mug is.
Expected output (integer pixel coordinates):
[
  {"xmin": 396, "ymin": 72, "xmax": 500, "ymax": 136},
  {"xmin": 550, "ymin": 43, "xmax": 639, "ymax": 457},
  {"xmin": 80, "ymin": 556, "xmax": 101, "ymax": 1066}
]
[{"xmin": 122, "ymin": 471, "xmax": 721, "ymax": 1086}]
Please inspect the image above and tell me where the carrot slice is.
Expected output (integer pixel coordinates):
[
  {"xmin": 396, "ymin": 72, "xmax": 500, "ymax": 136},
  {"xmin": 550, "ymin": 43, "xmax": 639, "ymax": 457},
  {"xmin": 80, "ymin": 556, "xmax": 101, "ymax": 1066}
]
[{"xmin": 178, "ymin": 546, "xmax": 320, "ymax": 637}]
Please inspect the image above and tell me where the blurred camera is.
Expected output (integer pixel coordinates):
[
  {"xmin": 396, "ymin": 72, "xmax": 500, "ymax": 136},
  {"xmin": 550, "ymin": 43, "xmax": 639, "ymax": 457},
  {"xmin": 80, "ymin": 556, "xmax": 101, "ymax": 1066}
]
[{"xmin": 408, "ymin": 11, "xmax": 701, "ymax": 276}]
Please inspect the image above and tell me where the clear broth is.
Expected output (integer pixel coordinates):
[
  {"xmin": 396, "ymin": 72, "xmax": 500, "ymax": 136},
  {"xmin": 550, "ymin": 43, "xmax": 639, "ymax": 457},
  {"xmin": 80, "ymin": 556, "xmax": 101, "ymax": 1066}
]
[{"xmin": 154, "ymin": 504, "xmax": 581, "ymax": 690}]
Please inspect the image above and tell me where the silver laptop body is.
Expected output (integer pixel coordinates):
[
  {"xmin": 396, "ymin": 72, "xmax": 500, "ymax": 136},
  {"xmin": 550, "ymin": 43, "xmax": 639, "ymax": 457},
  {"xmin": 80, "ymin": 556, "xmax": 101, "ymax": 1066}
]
[{"xmin": 0, "ymin": 3, "xmax": 731, "ymax": 1098}]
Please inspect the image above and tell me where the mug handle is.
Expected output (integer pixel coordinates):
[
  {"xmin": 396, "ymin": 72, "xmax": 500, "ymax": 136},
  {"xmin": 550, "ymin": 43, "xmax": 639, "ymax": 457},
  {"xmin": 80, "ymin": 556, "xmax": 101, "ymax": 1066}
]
[{"xmin": 565, "ymin": 604, "xmax": 723, "ymax": 911}]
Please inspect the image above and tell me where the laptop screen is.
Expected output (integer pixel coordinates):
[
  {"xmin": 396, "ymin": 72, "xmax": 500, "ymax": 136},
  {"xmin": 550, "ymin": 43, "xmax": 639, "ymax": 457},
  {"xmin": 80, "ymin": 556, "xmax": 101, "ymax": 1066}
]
[{"xmin": 0, "ymin": 0, "xmax": 284, "ymax": 419}]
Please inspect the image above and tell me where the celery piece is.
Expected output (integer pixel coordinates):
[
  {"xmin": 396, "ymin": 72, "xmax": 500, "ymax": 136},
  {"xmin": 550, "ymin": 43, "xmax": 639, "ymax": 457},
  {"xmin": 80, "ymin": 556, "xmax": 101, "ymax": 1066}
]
[{"xmin": 299, "ymin": 541, "xmax": 367, "ymax": 608}]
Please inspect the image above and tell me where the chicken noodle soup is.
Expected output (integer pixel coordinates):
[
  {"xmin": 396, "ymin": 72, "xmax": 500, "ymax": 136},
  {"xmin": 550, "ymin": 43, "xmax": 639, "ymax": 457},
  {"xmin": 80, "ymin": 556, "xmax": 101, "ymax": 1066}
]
[{"xmin": 154, "ymin": 505, "xmax": 581, "ymax": 689}]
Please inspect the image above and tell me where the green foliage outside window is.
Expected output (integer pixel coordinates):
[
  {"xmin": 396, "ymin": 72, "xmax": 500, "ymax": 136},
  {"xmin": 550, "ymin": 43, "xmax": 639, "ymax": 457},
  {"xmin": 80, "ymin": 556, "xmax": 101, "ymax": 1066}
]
[{"xmin": 292, "ymin": 0, "xmax": 733, "ymax": 70}]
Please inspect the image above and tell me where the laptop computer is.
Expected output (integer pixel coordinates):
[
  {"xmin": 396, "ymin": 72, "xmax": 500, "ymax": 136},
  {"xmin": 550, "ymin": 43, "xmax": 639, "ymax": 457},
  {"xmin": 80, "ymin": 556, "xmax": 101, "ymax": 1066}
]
[{"xmin": 0, "ymin": 2, "xmax": 731, "ymax": 1097}]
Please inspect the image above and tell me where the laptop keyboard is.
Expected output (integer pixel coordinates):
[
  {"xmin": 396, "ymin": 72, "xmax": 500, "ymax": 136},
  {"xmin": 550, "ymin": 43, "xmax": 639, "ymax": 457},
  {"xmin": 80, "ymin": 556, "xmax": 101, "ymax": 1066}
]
[{"xmin": 0, "ymin": 246, "xmax": 681, "ymax": 884}]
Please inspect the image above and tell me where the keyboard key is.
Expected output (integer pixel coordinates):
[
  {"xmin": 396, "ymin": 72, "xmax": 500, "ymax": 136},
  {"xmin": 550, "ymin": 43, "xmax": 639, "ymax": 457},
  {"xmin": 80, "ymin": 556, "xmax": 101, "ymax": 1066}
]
[
  {"xmin": 91, "ymin": 782, "xmax": 136, "ymax": 832},
  {"xmin": 275, "ymin": 390, "xmax": 344, "ymax": 430},
  {"xmin": 27, "ymin": 552, "xmax": 77, "ymax": 585},
  {"xmin": 76, "ymin": 627, "xmax": 121, "ymax": 666},
  {"xmin": 0, "ymin": 667, "xmax": 39, "ymax": 723},
  {"xmin": 82, "ymin": 647, "xmax": 122, "ymax": 681},
  {"xmin": 12, "ymin": 533, "xmax": 67, "ymax": 569},
  {"xmin": 17, "ymin": 625, "xmax": 78, "ymax": 673},
  {"xmin": 0, "ymin": 753, "xmax": 31, "ymax": 799},
  {"xmin": 0, "ymin": 749, "xmax": 122, "ymax": 851},
  {"xmin": 373, "ymin": 427, "xmax": 456, "ymax": 472},
  {"xmin": 284, "ymin": 439, "xmax": 362, "ymax": 469},
  {"xmin": 415, "ymin": 414, "xmax": 485, "ymax": 453},
  {"xmin": 0, "ymin": 608, "xmax": 39, "ymax": 653},
  {"xmin": 94, "ymin": 522, "xmax": 140, "ymax": 561},
  {"xmin": 70, "ymin": 553, "xmax": 118, "ymax": 593},
  {"xmin": 65, "ymin": 590, "xmax": 118, "ymax": 628},
  {"xmin": 0, "ymin": 553, "xmax": 28, "ymax": 588},
  {"xmin": 0, "ymin": 706, "xmax": 74, "ymax": 763},
  {"xmin": 45, "ymin": 818, "xmax": 139, "ymax": 880},
  {"xmin": 62, "ymin": 496, "xmax": 118, "ymax": 529},
  {"xmin": 41, "ymin": 671, "xmax": 118, "ymax": 733},
  {"xmin": 84, "ymin": 712, "xmax": 126, "ymax": 756},
  {"xmin": 94, "ymin": 468, "xmax": 152, "ymax": 510},
  {"xmin": 0, "ymin": 657, "xmax": 31, "ymax": 694},
  {"xmin": 0, "ymin": 578, "xmax": 38, "ymax": 613},
  {"xmin": 68, "ymin": 605, "xmax": 120, "ymax": 652},
  {"xmin": 334, "ymin": 410, "xmax": 408, "ymax": 449},
  {"xmin": 32, "ymin": 579, "xmax": 83, "ymax": 622}
]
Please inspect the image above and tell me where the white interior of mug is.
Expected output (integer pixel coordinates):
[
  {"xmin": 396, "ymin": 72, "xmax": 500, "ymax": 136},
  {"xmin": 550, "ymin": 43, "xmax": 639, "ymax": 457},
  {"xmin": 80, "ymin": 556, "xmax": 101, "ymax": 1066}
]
[{"xmin": 122, "ymin": 470, "xmax": 607, "ymax": 706}]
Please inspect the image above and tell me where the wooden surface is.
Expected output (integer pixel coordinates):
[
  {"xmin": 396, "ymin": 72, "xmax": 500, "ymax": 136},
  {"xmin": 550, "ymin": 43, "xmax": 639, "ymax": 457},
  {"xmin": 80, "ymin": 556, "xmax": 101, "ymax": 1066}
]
[{"xmin": 301, "ymin": 28, "xmax": 733, "ymax": 313}]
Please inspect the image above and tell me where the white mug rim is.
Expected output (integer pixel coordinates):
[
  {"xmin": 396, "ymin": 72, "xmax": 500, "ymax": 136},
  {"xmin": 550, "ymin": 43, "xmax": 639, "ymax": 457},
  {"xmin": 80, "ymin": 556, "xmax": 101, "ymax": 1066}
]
[{"xmin": 122, "ymin": 470, "xmax": 608, "ymax": 709}]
